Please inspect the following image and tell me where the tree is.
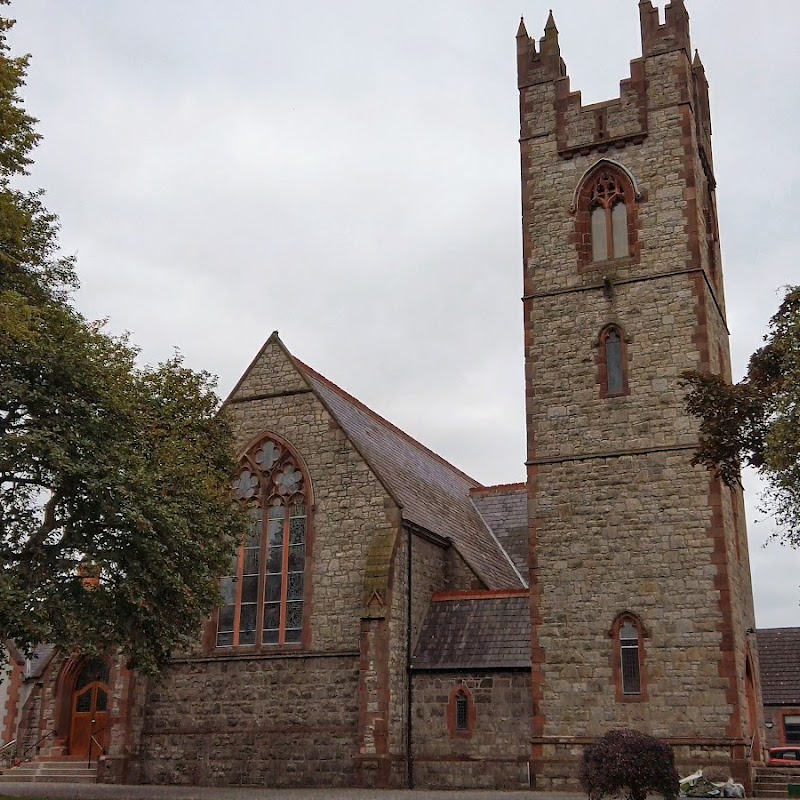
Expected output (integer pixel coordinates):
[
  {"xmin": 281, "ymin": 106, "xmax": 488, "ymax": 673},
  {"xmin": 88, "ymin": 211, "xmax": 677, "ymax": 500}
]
[
  {"xmin": 0, "ymin": 4, "xmax": 245, "ymax": 673},
  {"xmin": 580, "ymin": 729, "xmax": 680, "ymax": 800},
  {"xmin": 683, "ymin": 286, "xmax": 800, "ymax": 543}
]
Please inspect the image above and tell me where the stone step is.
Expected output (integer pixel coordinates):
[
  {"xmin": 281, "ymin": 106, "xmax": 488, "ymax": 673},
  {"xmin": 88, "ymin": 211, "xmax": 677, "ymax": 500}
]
[
  {"xmin": 758, "ymin": 769, "xmax": 800, "ymax": 778},
  {"xmin": 753, "ymin": 782, "xmax": 800, "ymax": 797},
  {"xmin": 0, "ymin": 759, "xmax": 97, "ymax": 784}
]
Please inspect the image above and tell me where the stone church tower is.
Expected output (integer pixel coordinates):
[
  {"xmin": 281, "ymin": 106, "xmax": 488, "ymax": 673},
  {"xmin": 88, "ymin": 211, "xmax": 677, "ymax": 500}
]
[{"xmin": 518, "ymin": 0, "xmax": 762, "ymax": 787}]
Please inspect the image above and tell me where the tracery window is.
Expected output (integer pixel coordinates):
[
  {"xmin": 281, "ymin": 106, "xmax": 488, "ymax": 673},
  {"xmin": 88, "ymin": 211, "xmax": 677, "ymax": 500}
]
[
  {"xmin": 574, "ymin": 160, "xmax": 639, "ymax": 269},
  {"xmin": 590, "ymin": 170, "xmax": 629, "ymax": 262},
  {"xmin": 610, "ymin": 614, "xmax": 647, "ymax": 701},
  {"xmin": 217, "ymin": 435, "xmax": 310, "ymax": 649}
]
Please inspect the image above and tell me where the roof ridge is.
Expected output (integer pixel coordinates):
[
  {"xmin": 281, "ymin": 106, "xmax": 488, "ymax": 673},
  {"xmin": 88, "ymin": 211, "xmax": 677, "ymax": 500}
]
[
  {"xmin": 470, "ymin": 482, "xmax": 526, "ymax": 496},
  {"xmin": 295, "ymin": 359, "xmax": 483, "ymax": 488}
]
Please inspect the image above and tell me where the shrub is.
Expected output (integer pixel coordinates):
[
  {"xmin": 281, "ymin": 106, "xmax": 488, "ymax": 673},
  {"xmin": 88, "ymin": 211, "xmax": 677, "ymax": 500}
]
[{"xmin": 580, "ymin": 729, "xmax": 680, "ymax": 800}]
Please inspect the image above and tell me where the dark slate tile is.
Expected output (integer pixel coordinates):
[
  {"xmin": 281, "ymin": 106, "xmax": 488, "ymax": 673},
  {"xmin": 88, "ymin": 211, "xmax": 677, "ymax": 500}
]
[
  {"xmin": 412, "ymin": 595, "xmax": 531, "ymax": 670},
  {"xmin": 756, "ymin": 628, "xmax": 800, "ymax": 705}
]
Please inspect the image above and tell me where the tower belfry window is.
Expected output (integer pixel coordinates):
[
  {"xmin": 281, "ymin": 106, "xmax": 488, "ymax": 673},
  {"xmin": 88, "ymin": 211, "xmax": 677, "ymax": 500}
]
[
  {"xmin": 590, "ymin": 170, "xmax": 629, "ymax": 261},
  {"xmin": 574, "ymin": 161, "xmax": 639, "ymax": 269}
]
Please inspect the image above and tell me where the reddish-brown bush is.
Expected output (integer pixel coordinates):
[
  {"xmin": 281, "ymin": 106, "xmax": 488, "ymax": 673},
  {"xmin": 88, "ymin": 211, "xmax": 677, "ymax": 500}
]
[{"xmin": 580, "ymin": 729, "xmax": 680, "ymax": 800}]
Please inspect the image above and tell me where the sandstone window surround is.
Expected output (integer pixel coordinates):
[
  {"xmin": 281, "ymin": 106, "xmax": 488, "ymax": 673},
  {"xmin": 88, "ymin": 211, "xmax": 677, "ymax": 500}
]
[
  {"xmin": 609, "ymin": 613, "xmax": 648, "ymax": 703},
  {"xmin": 218, "ymin": 433, "xmax": 312, "ymax": 651},
  {"xmin": 447, "ymin": 685, "xmax": 475, "ymax": 739},
  {"xmin": 595, "ymin": 323, "xmax": 631, "ymax": 399},
  {"xmin": 572, "ymin": 159, "xmax": 641, "ymax": 270}
]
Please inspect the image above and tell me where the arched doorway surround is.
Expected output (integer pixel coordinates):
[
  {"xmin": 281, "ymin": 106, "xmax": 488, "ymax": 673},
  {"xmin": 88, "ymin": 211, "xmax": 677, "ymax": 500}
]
[{"xmin": 55, "ymin": 657, "xmax": 110, "ymax": 758}]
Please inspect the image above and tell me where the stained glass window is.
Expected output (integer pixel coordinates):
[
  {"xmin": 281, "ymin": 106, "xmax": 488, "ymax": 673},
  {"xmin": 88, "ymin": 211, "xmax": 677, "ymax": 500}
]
[{"xmin": 217, "ymin": 435, "xmax": 308, "ymax": 649}]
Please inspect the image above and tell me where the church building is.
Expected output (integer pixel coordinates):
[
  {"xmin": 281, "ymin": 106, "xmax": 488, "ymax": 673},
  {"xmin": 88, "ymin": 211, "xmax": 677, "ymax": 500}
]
[{"xmin": 1, "ymin": 1, "xmax": 768, "ymax": 791}]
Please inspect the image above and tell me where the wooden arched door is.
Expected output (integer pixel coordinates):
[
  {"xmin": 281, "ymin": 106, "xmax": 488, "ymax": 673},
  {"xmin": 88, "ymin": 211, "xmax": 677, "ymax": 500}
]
[{"xmin": 69, "ymin": 659, "xmax": 110, "ymax": 758}]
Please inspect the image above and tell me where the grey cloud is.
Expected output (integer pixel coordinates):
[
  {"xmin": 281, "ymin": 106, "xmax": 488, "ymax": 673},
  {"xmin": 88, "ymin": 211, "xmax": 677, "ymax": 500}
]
[{"xmin": 8, "ymin": 0, "xmax": 800, "ymax": 624}]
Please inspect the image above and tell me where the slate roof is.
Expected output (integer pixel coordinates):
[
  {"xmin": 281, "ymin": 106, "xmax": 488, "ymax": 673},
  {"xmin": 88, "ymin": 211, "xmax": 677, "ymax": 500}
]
[
  {"xmin": 756, "ymin": 628, "xmax": 800, "ymax": 705},
  {"xmin": 4, "ymin": 642, "xmax": 56, "ymax": 677},
  {"xmin": 297, "ymin": 361, "xmax": 523, "ymax": 590},
  {"xmin": 470, "ymin": 484, "xmax": 528, "ymax": 582},
  {"xmin": 412, "ymin": 594, "xmax": 531, "ymax": 670},
  {"xmin": 26, "ymin": 644, "xmax": 56, "ymax": 678}
]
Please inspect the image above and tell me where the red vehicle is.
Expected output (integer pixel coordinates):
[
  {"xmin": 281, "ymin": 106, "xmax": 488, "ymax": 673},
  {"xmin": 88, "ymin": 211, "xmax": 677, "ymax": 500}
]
[{"xmin": 767, "ymin": 746, "xmax": 800, "ymax": 766}]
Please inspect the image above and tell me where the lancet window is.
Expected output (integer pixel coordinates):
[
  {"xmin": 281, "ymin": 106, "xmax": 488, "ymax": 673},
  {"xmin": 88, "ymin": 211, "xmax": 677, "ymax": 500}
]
[
  {"xmin": 610, "ymin": 613, "xmax": 647, "ymax": 701},
  {"xmin": 597, "ymin": 324, "xmax": 630, "ymax": 398},
  {"xmin": 448, "ymin": 686, "xmax": 475, "ymax": 738}
]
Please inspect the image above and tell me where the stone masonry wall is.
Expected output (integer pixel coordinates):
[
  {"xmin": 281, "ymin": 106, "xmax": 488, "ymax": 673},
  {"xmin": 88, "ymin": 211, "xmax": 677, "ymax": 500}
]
[
  {"xmin": 139, "ymin": 655, "xmax": 359, "ymax": 787},
  {"xmin": 135, "ymin": 337, "xmax": 401, "ymax": 786},
  {"xmin": 411, "ymin": 671, "xmax": 531, "ymax": 789}
]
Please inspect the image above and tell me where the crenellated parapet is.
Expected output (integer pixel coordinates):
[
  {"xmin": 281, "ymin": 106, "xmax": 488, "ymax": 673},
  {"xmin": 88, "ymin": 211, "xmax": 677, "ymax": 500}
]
[
  {"xmin": 518, "ymin": 2, "xmax": 713, "ymax": 164},
  {"xmin": 516, "ymin": 13, "xmax": 566, "ymax": 89},
  {"xmin": 639, "ymin": 0, "xmax": 691, "ymax": 57}
]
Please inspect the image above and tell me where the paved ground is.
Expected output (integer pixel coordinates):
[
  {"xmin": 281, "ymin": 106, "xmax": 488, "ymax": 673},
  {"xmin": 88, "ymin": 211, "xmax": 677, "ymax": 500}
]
[{"xmin": 0, "ymin": 784, "xmax": 586, "ymax": 800}]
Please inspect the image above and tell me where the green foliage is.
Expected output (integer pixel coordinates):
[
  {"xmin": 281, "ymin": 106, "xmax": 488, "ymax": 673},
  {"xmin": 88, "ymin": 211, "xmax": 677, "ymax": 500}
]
[
  {"xmin": 0, "ymin": 8, "xmax": 246, "ymax": 673},
  {"xmin": 683, "ymin": 286, "xmax": 800, "ymax": 543},
  {"xmin": 580, "ymin": 729, "xmax": 680, "ymax": 800}
]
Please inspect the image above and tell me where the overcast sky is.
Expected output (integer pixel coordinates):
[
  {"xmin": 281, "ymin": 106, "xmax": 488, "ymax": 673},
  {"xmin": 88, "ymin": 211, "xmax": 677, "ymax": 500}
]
[{"xmin": 8, "ymin": 1, "xmax": 800, "ymax": 628}]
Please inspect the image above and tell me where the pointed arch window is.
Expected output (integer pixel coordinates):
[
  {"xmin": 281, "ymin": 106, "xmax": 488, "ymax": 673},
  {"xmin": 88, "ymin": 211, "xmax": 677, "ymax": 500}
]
[
  {"xmin": 590, "ymin": 171, "xmax": 629, "ymax": 261},
  {"xmin": 597, "ymin": 324, "xmax": 630, "ymax": 398},
  {"xmin": 217, "ymin": 434, "xmax": 311, "ymax": 649},
  {"xmin": 574, "ymin": 161, "xmax": 640, "ymax": 269},
  {"xmin": 610, "ymin": 614, "xmax": 648, "ymax": 702},
  {"xmin": 448, "ymin": 686, "xmax": 475, "ymax": 738}
]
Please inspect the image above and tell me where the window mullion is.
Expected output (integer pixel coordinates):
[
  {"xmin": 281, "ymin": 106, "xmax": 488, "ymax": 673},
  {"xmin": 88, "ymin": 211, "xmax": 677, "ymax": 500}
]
[
  {"xmin": 256, "ymin": 502, "xmax": 267, "ymax": 649},
  {"xmin": 279, "ymin": 511, "xmax": 291, "ymax": 645},
  {"xmin": 233, "ymin": 543, "xmax": 245, "ymax": 647},
  {"xmin": 605, "ymin": 206, "xmax": 614, "ymax": 260}
]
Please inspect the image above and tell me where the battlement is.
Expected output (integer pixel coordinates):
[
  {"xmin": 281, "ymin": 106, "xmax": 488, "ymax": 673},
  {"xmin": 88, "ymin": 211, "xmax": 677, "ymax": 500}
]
[
  {"xmin": 639, "ymin": 0, "xmax": 691, "ymax": 57},
  {"xmin": 516, "ymin": 12, "xmax": 567, "ymax": 88},
  {"xmin": 518, "ymin": 4, "xmax": 705, "ymax": 162}
]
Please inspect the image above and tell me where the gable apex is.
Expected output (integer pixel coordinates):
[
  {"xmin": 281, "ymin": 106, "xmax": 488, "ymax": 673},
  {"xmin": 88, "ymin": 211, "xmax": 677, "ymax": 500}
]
[{"xmin": 223, "ymin": 331, "xmax": 311, "ymax": 406}]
